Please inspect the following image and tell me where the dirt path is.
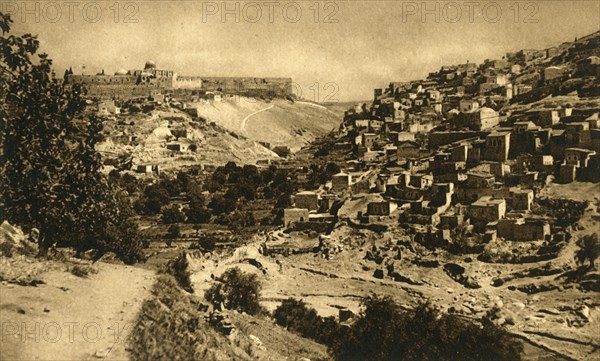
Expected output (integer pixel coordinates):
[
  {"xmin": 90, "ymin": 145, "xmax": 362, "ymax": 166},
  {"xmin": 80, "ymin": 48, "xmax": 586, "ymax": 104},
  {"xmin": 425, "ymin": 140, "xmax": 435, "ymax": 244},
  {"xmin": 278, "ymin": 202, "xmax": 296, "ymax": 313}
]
[
  {"xmin": 0, "ymin": 262, "xmax": 155, "ymax": 361},
  {"xmin": 240, "ymin": 104, "xmax": 274, "ymax": 130}
]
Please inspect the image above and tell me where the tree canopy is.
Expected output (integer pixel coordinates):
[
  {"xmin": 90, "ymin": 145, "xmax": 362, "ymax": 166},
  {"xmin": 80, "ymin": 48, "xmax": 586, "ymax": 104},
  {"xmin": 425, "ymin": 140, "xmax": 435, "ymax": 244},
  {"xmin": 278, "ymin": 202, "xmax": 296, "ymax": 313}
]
[{"xmin": 0, "ymin": 13, "xmax": 143, "ymax": 263}]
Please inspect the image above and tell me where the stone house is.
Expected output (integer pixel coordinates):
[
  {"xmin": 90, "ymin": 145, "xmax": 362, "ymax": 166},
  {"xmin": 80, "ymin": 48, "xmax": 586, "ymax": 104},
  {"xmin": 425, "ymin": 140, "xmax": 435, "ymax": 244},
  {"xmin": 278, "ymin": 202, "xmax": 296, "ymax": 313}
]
[
  {"xmin": 367, "ymin": 201, "xmax": 398, "ymax": 216},
  {"xmin": 532, "ymin": 109, "xmax": 560, "ymax": 127},
  {"xmin": 397, "ymin": 141, "xmax": 422, "ymax": 159},
  {"xmin": 452, "ymin": 107, "xmax": 500, "ymax": 131},
  {"xmin": 565, "ymin": 148, "xmax": 596, "ymax": 168},
  {"xmin": 468, "ymin": 196, "xmax": 506, "ymax": 225},
  {"xmin": 512, "ymin": 121, "xmax": 538, "ymax": 134},
  {"xmin": 362, "ymin": 133, "xmax": 378, "ymax": 149},
  {"xmin": 484, "ymin": 131, "xmax": 511, "ymax": 162},
  {"xmin": 497, "ymin": 217, "xmax": 550, "ymax": 241},
  {"xmin": 542, "ymin": 66, "xmax": 567, "ymax": 82},
  {"xmin": 459, "ymin": 99, "xmax": 479, "ymax": 113},
  {"xmin": 294, "ymin": 191, "xmax": 319, "ymax": 211},
  {"xmin": 166, "ymin": 142, "xmax": 189, "ymax": 152},
  {"xmin": 97, "ymin": 100, "xmax": 120, "ymax": 116},
  {"xmin": 331, "ymin": 172, "xmax": 352, "ymax": 192},
  {"xmin": 510, "ymin": 188, "xmax": 534, "ymax": 211},
  {"xmin": 283, "ymin": 208, "xmax": 310, "ymax": 228}
]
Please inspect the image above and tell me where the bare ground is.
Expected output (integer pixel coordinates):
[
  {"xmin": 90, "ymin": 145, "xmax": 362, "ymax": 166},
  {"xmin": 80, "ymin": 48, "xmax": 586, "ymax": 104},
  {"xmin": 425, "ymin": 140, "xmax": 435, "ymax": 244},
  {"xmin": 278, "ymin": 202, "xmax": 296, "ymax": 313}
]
[{"xmin": 0, "ymin": 261, "xmax": 155, "ymax": 361}]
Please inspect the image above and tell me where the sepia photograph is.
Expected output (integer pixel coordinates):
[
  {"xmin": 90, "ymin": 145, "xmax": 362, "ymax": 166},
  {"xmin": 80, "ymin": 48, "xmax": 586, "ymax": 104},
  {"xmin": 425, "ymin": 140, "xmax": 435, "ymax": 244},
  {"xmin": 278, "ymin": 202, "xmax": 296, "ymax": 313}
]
[{"xmin": 0, "ymin": 1, "xmax": 599, "ymax": 360}]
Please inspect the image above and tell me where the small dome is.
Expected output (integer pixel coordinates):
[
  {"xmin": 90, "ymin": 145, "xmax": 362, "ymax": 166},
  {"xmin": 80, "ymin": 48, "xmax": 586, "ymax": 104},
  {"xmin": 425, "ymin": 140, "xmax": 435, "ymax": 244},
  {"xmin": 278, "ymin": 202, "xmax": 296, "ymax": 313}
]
[
  {"xmin": 144, "ymin": 60, "xmax": 156, "ymax": 69},
  {"xmin": 115, "ymin": 68, "xmax": 128, "ymax": 75}
]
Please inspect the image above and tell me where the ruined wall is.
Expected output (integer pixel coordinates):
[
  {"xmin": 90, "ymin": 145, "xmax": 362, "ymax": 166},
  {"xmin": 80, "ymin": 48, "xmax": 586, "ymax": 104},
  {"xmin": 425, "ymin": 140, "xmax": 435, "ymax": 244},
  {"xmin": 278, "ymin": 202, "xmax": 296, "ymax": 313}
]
[
  {"xmin": 199, "ymin": 77, "xmax": 292, "ymax": 97},
  {"xmin": 65, "ymin": 74, "xmax": 292, "ymax": 99}
]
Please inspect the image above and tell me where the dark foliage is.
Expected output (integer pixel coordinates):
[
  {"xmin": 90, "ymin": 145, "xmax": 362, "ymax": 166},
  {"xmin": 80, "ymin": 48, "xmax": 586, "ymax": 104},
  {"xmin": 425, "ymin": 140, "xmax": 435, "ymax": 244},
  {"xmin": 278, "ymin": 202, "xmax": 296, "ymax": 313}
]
[
  {"xmin": 208, "ymin": 195, "xmax": 236, "ymax": 215},
  {"xmin": 0, "ymin": 13, "xmax": 144, "ymax": 263},
  {"xmin": 204, "ymin": 267, "xmax": 263, "ymax": 315},
  {"xmin": 273, "ymin": 298, "xmax": 341, "ymax": 345},
  {"xmin": 162, "ymin": 205, "xmax": 186, "ymax": 224},
  {"xmin": 166, "ymin": 251, "xmax": 194, "ymax": 293},
  {"xmin": 576, "ymin": 233, "xmax": 599, "ymax": 270},
  {"xmin": 331, "ymin": 295, "xmax": 523, "ymax": 361}
]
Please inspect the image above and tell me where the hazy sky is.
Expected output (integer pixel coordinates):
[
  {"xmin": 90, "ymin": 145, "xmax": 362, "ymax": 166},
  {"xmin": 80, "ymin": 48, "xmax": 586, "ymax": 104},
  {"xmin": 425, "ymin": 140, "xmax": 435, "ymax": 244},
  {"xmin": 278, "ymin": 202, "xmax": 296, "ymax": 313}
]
[{"xmin": 4, "ymin": 1, "xmax": 599, "ymax": 101}]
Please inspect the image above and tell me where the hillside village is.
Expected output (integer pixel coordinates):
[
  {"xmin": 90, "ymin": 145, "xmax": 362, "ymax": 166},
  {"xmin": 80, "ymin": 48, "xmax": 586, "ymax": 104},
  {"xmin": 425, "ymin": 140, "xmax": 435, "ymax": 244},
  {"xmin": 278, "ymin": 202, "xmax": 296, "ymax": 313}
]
[
  {"xmin": 1, "ymin": 13, "xmax": 599, "ymax": 361},
  {"xmin": 275, "ymin": 32, "xmax": 599, "ymax": 239},
  {"xmin": 253, "ymin": 31, "xmax": 600, "ymax": 360}
]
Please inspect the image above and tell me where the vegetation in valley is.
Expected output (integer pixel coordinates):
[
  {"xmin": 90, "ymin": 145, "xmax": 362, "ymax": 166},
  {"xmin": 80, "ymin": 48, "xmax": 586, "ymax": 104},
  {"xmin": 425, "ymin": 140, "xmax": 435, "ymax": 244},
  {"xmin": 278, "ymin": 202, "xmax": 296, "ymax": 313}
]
[
  {"xmin": 204, "ymin": 267, "xmax": 264, "ymax": 315},
  {"xmin": 329, "ymin": 295, "xmax": 523, "ymax": 361}
]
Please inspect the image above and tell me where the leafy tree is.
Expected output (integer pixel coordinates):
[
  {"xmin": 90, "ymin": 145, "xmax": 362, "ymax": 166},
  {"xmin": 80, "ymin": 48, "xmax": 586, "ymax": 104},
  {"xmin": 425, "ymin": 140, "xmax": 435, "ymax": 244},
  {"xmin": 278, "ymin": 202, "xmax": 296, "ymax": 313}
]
[
  {"xmin": 274, "ymin": 297, "xmax": 340, "ymax": 345},
  {"xmin": 162, "ymin": 205, "xmax": 186, "ymax": 224},
  {"xmin": 238, "ymin": 182, "xmax": 257, "ymax": 201},
  {"xmin": 166, "ymin": 224, "xmax": 181, "ymax": 245},
  {"xmin": 0, "ymin": 13, "xmax": 143, "ymax": 262},
  {"xmin": 186, "ymin": 201, "xmax": 211, "ymax": 224},
  {"xmin": 186, "ymin": 180, "xmax": 205, "ymax": 204},
  {"xmin": 331, "ymin": 295, "xmax": 522, "ymax": 361},
  {"xmin": 159, "ymin": 177, "xmax": 182, "ymax": 197},
  {"xmin": 135, "ymin": 183, "xmax": 170, "ymax": 215},
  {"xmin": 176, "ymin": 170, "xmax": 191, "ymax": 189},
  {"xmin": 208, "ymin": 194, "xmax": 236, "ymax": 215},
  {"xmin": 204, "ymin": 267, "xmax": 263, "ymax": 315},
  {"xmin": 166, "ymin": 251, "xmax": 193, "ymax": 293},
  {"xmin": 576, "ymin": 233, "xmax": 599, "ymax": 270}
]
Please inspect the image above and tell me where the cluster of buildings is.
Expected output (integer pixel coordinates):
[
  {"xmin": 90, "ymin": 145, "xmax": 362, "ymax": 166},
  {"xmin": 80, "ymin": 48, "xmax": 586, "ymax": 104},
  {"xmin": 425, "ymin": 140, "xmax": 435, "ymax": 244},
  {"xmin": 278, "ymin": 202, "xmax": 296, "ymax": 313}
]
[
  {"xmin": 64, "ymin": 60, "xmax": 293, "ymax": 99},
  {"xmin": 282, "ymin": 37, "xmax": 599, "ymax": 246}
]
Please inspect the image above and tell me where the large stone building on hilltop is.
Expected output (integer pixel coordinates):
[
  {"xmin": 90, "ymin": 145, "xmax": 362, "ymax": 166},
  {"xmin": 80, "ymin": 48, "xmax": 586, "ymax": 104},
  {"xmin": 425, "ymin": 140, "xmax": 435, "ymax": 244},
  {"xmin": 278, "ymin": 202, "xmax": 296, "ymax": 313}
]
[{"xmin": 64, "ymin": 61, "xmax": 292, "ymax": 99}]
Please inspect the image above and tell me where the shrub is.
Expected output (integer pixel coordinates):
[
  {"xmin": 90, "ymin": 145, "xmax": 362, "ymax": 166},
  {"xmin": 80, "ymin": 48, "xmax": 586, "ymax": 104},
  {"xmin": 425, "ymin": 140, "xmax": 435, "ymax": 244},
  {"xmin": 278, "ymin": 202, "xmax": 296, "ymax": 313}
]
[
  {"xmin": 576, "ymin": 233, "xmax": 599, "ymax": 270},
  {"xmin": 71, "ymin": 264, "xmax": 98, "ymax": 278},
  {"xmin": 191, "ymin": 238, "xmax": 215, "ymax": 252},
  {"xmin": 208, "ymin": 195, "xmax": 236, "ymax": 215},
  {"xmin": 97, "ymin": 219, "xmax": 146, "ymax": 265},
  {"xmin": 331, "ymin": 295, "xmax": 523, "ymax": 361},
  {"xmin": 186, "ymin": 203, "xmax": 211, "ymax": 224},
  {"xmin": 0, "ymin": 242, "xmax": 14, "ymax": 257},
  {"xmin": 166, "ymin": 224, "xmax": 181, "ymax": 240},
  {"xmin": 166, "ymin": 252, "xmax": 194, "ymax": 293},
  {"xmin": 204, "ymin": 267, "xmax": 263, "ymax": 315},
  {"xmin": 162, "ymin": 205, "xmax": 186, "ymax": 224},
  {"xmin": 274, "ymin": 297, "xmax": 341, "ymax": 345}
]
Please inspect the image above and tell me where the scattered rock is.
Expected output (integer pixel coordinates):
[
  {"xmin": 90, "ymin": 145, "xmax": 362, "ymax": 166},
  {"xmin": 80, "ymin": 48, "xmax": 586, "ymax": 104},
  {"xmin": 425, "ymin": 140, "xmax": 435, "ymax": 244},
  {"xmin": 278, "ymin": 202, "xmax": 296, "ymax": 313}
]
[
  {"xmin": 94, "ymin": 348, "xmax": 111, "ymax": 358},
  {"xmin": 579, "ymin": 305, "xmax": 591, "ymax": 321},
  {"xmin": 512, "ymin": 302, "xmax": 526, "ymax": 310},
  {"xmin": 373, "ymin": 268, "xmax": 384, "ymax": 279}
]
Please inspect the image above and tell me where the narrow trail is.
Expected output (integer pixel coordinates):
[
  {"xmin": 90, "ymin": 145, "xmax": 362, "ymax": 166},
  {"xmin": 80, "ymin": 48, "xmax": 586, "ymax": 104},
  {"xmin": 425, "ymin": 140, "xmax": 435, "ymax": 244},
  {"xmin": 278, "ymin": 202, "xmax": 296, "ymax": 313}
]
[
  {"xmin": 0, "ymin": 263, "xmax": 155, "ymax": 361},
  {"xmin": 240, "ymin": 104, "xmax": 275, "ymax": 130}
]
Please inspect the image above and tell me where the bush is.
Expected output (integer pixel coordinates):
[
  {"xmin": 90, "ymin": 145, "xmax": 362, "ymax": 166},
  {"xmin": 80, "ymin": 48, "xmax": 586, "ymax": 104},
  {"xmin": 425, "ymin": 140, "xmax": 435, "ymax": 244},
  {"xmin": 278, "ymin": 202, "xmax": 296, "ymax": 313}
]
[
  {"xmin": 331, "ymin": 295, "xmax": 523, "ymax": 361},
  {"xmin": 129, "ymin": 275, "xmax": 203, "ymax": 360},
  {"xmin": 576, "ymin": 233, "xmax": 599, "ymax": 270},
  {"xmin": 0, "ymin": 242, "xmax": 14, "ymax": 257},
  {"xmin": 71, "ymin": 264, "xmax": 98, "ymax": 278},
  {"xmin": 208, "ymin": 195, "xmax": 236, "ymax": 215},
  {"xmin": 187, "ymin": 203, "xmax": 212, "ymax": 224},
  {"xmin": 204, "ymin": 267, "xmax": 263, "ymax": 315},
  {"xmin": 274, "ymin": 298, "xmax": 340, "ymax": 345},
  {"xmin": 166, "ymin": 224, "xmax": 181, "ymax": 240},
  {"xmin": 166, "ymin": 252, "xmax": 194, "ymax": 293},
  {"xmin": 98, "ymin": 218, "xmax": 146, "ymax": 265},
  {"xmin": 191, "ymin": 238, "xmax": 215, "ymax": 252},
  {"xmin": 162, "ymin": 205, "xmax": 186, "ymax": 224}
]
